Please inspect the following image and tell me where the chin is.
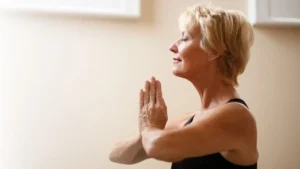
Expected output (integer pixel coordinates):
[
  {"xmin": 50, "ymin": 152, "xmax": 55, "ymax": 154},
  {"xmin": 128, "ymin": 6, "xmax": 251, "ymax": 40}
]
[{"xmin": 172, "ymin": 68, "xmax": 186, "ymax": 78}]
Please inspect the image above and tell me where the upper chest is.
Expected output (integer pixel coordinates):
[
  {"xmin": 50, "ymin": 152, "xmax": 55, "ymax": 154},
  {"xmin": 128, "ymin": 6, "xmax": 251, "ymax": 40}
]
[{"xmin": 165, "ymin": 110, "xmax": 210, "ymax": 130}]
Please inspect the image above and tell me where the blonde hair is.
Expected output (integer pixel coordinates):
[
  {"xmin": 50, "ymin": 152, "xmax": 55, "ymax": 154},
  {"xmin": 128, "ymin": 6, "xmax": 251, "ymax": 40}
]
[{"xmin": 179, "ymin": 4, "xmax": 254, "ymax": 86}]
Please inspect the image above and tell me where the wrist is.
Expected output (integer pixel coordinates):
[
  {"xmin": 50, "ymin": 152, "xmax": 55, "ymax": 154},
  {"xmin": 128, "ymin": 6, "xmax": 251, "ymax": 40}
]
[
  {"xmin": 141, "ymin": 126, "xmax": 160, "ymax": 136},
  {"xmin": 145, "ymin": 125, "xmax": 161, "ymax": 131}
]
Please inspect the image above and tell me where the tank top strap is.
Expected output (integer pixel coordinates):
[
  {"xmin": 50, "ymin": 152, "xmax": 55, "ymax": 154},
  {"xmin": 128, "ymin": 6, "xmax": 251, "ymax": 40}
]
[
  {"xmin": 226, "ymin": 98, "xmax": 248, "ymax": 108},
  {"xmin": 184, "ymin": 98, "xmax": 248, "ymax": 126}
]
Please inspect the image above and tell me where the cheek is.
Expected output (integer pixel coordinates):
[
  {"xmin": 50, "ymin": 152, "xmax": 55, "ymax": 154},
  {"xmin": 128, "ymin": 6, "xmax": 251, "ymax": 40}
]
[
  {"xmin": 179, "ymin": 44, "xmax": 208, "ymax": 65},
  {"xmin": 178, "ymin": 44, "xmax": 194, "ymax": 59}
]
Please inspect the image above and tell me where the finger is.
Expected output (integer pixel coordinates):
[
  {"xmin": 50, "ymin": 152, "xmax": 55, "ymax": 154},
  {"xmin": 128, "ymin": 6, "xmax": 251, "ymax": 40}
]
[
  {"xmin": 139, "ymin": 89, "xmax": 144, "ymax": 110},
  {"xmin": 156, "ymin": 80, "xmax": 163, "ymax": 105},
  {"xmin": 161, "ymin": 99, "xmax": 167, "ymax": 110},
  {"xmin": 149, "ymin": 77, "xmax": 156, "ymax": 105},
  {"xmin": 143, "ymin": 81, "xmax": 150, "ymax": 105}
]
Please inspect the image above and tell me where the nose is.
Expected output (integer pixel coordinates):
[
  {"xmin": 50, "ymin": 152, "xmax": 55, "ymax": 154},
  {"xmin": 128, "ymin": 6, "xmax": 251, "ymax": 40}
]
[{"xmin": 169, "ymin": 43, "xmax": 178, "ymax": 54}]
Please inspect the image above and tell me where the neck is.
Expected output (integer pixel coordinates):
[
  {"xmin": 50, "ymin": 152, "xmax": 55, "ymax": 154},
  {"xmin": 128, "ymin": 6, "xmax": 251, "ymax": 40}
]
[{"xmin": 189, "ymin": 75, "xmax": 238, "ymax": 111}]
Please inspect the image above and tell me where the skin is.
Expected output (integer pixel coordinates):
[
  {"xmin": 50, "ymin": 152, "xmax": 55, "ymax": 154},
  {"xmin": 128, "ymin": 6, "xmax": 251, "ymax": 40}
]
[{"xmin": 109, "ymin": 21, "xmax": 259, "ymax": 166}]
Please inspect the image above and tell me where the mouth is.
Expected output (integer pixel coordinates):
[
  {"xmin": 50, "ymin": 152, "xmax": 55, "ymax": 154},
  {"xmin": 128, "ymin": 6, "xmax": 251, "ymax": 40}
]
[{"xmin": 173, "ymin": 57, "xmax": 182, "ymax": 63}]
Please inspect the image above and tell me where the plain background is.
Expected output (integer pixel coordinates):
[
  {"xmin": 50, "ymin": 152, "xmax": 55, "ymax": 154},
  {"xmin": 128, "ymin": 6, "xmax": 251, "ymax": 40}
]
[{"xmin": 1, "ymin": 0, "xmax": 300, "ymax": 169}]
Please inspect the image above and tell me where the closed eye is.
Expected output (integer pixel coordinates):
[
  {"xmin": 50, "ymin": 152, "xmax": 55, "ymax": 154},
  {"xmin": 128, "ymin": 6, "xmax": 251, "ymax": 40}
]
[{"xmin": 181, "ymin": 37, "xmax": 188, "ymax": 41}]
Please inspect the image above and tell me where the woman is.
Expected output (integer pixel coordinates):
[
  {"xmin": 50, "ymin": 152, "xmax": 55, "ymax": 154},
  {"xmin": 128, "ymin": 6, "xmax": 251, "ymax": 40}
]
[{"xmin": 109, "ymin": 3, "xmax": 258, "ymax": 169}]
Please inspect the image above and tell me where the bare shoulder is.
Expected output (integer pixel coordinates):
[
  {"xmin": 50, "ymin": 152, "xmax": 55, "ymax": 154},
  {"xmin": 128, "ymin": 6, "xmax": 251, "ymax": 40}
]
[
  {"xmin": 205, "ymin": 102, "xmax": 258, "ymax": 145},
  {"xmin": 219, "ymin": 102, "xmax": 257, "ymax": 136},
  {"xmin": 222, "ymin": 101, "xmax": 255, "ymax": 119},
  {"xmin": 210, "ymin": 102, "xmax": 258, "ymax": 165}
]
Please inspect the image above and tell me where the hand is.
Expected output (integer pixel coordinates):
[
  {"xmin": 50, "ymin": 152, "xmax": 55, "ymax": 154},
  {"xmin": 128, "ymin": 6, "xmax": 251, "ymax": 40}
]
[{"xmin": 139, "ymin": 77, "xmax": 168, "ymax": 132}]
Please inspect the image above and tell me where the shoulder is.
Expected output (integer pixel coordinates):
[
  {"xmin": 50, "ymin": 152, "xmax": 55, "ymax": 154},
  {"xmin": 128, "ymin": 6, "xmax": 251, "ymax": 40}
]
[
  {"xmin": 209, "ymin": 102, "xmax": 258, "ymax": 151},
  {"xmin": 210, "ymin": 102, "xmax": 257, "ymax": 135},
  {"xmin": 193, "ymin": 102, "xmax": 257, "ymax": 148},
  {"xmin": 219, "ymin": 102, "xmax": 257, "ymax": 131},
  {"xmin": 203, "ymin": 100, "xmax": 256, "ymax": 125},
  {"xmin": 216, "ymin": 103, "xmax": 258, "ymax": 164}
]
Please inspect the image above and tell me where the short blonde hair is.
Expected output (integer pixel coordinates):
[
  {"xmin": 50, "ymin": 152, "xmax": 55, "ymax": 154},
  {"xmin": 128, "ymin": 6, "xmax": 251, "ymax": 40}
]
[{"xmin": 179, "ymin": 4, "xmax": 254, "ymax": 86}]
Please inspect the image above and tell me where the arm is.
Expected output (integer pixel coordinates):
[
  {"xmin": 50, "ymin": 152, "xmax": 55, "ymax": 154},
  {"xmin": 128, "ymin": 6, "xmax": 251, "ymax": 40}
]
[
  {"xmin": 109, "ymin": 134, "xmax": 149, "ymax": 164},
  {"xmin": 141, "ymin": 104, "xmax": 255, "ymax": 162}
]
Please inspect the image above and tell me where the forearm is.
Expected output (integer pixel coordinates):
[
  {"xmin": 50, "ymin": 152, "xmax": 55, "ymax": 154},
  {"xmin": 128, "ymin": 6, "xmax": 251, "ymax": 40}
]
[
  {"xmin": 141, "ymin": 128, "xmax": 182, "ymax": 162},
  {"xmin": 109, "ymin": 134, "xmax": 148, "ymax": 164},
  {"xmin": 131, "ymin": 148, "xmax": 149, "ymax": 164},
  {"xmin": 141, "ymin": 128, "xmax": 163, "ymax": 155}
]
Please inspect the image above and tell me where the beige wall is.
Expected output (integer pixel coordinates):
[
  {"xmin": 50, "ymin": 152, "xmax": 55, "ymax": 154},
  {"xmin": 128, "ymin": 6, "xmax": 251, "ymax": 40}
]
[{"xmin": 1, "ymin": 0, "xmax": 300, "ymax": 169}]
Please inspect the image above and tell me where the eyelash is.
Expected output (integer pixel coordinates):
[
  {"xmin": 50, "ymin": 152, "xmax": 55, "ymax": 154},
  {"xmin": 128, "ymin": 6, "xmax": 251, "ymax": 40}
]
[{"xmin": 181, "ymin": 37, "xmax": 188, "ymax": 41}]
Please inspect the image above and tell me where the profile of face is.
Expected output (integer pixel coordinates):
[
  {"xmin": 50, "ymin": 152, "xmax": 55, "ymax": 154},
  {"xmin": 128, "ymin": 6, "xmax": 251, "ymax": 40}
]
[{"xmin": 169, "ymin": 22, "xmax": 211, "ymax": 80}]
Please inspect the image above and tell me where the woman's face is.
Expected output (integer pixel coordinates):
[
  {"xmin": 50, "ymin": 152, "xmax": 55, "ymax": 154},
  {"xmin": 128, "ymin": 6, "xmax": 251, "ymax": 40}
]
[{"xmin": 169, "ymin": 24, "xmax": 210, "ymax": 79}]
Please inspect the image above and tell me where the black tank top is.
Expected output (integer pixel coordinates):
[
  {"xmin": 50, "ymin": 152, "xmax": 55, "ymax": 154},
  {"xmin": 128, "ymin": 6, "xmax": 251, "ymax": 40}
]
[{"xmin": 171, "ymin": 98, "xmax": 257, "ymax": 169}]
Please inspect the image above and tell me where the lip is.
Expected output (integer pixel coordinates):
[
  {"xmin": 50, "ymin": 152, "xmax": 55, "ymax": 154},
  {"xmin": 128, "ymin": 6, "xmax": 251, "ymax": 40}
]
[
  {"xmin": 173, "ymin": 58, "xmax": 182, "ymax": 62},
  {"xmin": 173, "ymin": 58, "xmax": 182, "ymax": 64}
]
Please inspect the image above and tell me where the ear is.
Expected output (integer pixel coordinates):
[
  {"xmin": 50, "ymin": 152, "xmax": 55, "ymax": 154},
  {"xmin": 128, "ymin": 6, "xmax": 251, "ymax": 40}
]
[{"xmin": 208, "ymin": 52, "xmax": 221, "ymax": 61}]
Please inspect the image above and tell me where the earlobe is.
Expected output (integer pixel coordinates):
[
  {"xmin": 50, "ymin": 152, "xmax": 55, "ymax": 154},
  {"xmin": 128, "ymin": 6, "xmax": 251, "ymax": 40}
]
[{"xmin": 208, "ymin": 53, "xmax": 221, "ymax": 61}]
